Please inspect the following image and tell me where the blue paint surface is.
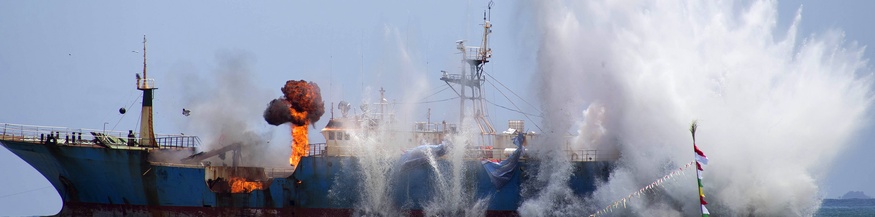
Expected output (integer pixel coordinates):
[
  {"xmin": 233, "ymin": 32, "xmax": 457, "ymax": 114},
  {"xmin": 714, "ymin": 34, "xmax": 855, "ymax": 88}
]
[
  {"xmin": 292, "ymin": 156, "xmax": 613, "ymax": 211},
  {"xmin": 1, "ymin": 139, "xmax": 612, "ymax": 213}
]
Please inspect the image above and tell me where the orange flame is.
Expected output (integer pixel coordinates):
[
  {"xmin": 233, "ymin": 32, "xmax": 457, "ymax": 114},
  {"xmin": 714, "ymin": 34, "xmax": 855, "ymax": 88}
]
[
  {"xmin": 274, "ymin": 80, "xmax": 324, "ymax": 167},
  {"xmin": 229, "ymin": 177, "xmax": 264, "ymax": 193},
  {"xmin": 290, "ymin": 124, "xmax": 309, "ymax": 166}
]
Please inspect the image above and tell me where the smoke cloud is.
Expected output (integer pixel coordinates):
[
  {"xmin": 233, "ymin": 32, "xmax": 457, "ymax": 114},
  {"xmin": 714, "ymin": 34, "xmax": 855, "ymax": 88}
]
[
  {"xmin": 263, "ymin": 99, "xmax": 292, "ymax": 126},
  {"xmin": 262, "ymin": 80, "xmax": 325, "ymax": 127},
  {"xmin": 519, "ymin": 0, "xmax": 872, "ymax": 216},
  {"xmin": 172, "ymin": 51, "xmax": 289, "ymax": 168}
]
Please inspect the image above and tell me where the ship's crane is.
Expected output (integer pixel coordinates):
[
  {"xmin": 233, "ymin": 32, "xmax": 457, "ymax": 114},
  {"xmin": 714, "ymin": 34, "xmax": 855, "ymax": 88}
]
[{"xmin": 182, "ymin": 143, "xmax": 243, "ymax": 167}]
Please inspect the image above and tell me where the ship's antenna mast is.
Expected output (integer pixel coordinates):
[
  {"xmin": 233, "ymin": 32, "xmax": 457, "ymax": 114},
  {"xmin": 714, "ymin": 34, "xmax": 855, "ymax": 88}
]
[
  {"xmin": 137, "ymin": 35, "xmax": 157, "ymax": 147},
  {"xmin": 440, "ymin": 2, "xmax": 496, "ymax": 143},
  {"xmin": 143, "ymin": 36, "xmax": 147, "ymax": 82}
]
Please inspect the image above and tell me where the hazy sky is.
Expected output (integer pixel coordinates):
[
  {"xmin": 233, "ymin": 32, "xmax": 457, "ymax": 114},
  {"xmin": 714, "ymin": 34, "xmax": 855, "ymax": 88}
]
[{"xmin": 1, "ymin": 1, "xmax": 873, "ymax": 216}]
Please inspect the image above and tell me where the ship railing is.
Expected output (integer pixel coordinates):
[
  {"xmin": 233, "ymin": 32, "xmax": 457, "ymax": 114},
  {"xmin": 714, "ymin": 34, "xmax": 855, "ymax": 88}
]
[
  {"xmin": 413, "ymin": 122, "xmax": 457, "ymax": 133},
  {"xmin": 464, "ymin": 46, "xmax": 490, "ymax": 61},
  {"xmin": 0, "ymin": 122, "xmax": 112, "ymax": 145},
  {"xmin": 440, "ymin": 73, "xmax": 480, "ymax": 82},
  {"xmin": 568, "ymin": 149, "xmax": 618, "ymax": 162},
  {"xmin": 440, "ymin": 73, "xmax": 485, "ymax": 84},
  {"xmin": 468, "ymin": 147, "xmax": 617, "ymax": 162},
  {"xmin": 0, "ymin": 122, "xmax": 199, "ymax": 149},
  {"xmin": 308, "ymin": 143, "xmax": 326, "ymax": 157},
  {"xmin": 441, "ymin": 73, "xmax": 462, "ymax": 81},
  {"xmin": 154, "ymin": 135, "xmax": 201, "ymax": 149},
  {"xmin": 137, "ymin": 78, "xmax": 155, "ymax": 89}
]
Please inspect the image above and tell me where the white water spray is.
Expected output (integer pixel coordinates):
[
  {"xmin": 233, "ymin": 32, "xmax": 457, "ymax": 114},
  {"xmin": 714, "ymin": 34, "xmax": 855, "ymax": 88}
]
[
  {"xmin": 422, "ymin": 122, "xmax": 490, "ymax": 217},
  {"xmin": 339, "ymin": 26, "xmax": 489, "ymax": 216},
  {"xmin": 347, "ymin": 118, "xmax": 404, "ymax": 216},
  {"xmin": 520, "ymin": 0, "xmax": 872, "ymax": 216},
  {"xmin": 343, "ymin": 96, "xmax": 488, "ymax": 216}
]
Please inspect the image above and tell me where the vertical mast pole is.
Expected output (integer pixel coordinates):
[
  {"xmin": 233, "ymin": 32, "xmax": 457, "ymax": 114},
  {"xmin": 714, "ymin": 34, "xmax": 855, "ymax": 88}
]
[
  {"xmin": 138, "ymin": 35, "xmax": 157, "ymax": 147},
  {"xmin": 690, "ymin": 121, "xmax": 704, "ymax": 217},
  {"xmin": 143, "ymin": 35, "xmax": 147, "ymax": 81},
  {"xmin": 460, "ymin": 42, "xmax": 466, "ymax": 126}
]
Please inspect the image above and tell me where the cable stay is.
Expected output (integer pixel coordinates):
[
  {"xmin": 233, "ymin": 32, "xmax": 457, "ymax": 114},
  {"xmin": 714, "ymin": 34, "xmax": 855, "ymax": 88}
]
[
  {"xmin": 483, "ymin": 71, "xmax": 542, "ymax": 115},
  {"xmin": 484, "ymin": 98, "xmax": 542, "ymax": 118},
  {"xmin": 397, "ymin": 97, "xmax": 460, "ymax": 105},
  {"xmin": 111, "ymin": 93, "xmax": 142, "ymax": 131},
  {"xmin": 485, "ymin": 79, "xmax": 544, "ymax": 132},
  {"xmin": 421, "ymin": 86, "xmax": 451, "ymax": 100}
]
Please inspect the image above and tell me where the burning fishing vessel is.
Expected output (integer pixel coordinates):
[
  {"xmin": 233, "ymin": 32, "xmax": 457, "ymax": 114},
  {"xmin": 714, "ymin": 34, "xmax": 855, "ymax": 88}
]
[{"xmin": 0, "ymin": 5, "xmax": 616, "ymax": 216}]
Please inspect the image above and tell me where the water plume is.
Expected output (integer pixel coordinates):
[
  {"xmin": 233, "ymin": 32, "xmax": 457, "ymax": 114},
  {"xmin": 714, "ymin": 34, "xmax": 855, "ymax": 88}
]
[
  {"xmin": 335, "ymin": 25, "xmax": 489, "ymax": 216},
  {"xmin": 422, "ymin": 122, "xmax": 490, "ymax": 217},
  {"xmin": 520, "ymin": 0, "xmax": 872, "ymax": 216}
]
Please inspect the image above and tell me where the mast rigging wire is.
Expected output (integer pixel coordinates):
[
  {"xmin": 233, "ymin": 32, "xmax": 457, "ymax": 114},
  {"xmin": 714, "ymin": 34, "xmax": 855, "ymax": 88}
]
[
  {"xmin": 112, "ymin": 92, "xmax": 142, "ymax": 131},
  {"xmin": 485, "ymin": 79, "xmax": 543, "ymax": 132},
  {"xmin": 484, "ymin": 71, "xmax": 542, "ymax": 114}
]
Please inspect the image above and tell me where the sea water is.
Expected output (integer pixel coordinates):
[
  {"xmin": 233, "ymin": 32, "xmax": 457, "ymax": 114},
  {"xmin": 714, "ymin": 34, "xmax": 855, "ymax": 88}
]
[{"xmin": 816, "ymin": 199, "xmax": 875, "ymax": 217}]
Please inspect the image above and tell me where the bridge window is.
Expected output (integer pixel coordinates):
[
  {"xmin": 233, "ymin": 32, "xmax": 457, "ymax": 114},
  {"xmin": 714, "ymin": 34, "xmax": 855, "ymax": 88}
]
[{"xmin": 328, "ymin": 131, "xmax": 335, "ymax": 140}]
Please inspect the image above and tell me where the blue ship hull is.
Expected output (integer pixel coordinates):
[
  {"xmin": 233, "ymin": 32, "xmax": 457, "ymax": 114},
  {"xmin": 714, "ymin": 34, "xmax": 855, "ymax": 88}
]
[
  {"xmin": 293, "ymin": 156, "xmax": 613, "ymax": 212},
  {"xmin": 1, "ymin": 139, "xmax": 612, "ymax": 216}
]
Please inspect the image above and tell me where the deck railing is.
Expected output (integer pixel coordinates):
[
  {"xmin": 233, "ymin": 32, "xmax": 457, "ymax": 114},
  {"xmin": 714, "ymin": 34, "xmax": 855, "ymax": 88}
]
[
  {"xmin": 413, "ymin": 122, "xmax": 458, "ymax": 133},
  {"xmin": 137, "ymin": 78, "xmax": 156, "ymax": 89},
  {"xmin": 465, "ymin": 46, "xmax": 490, "ymax": 61},
  {"xmin": 568, "ymin": 149, "xmax": 617, "ymax": 162},
  {"xmin": 154, "ymin": 136, "xmax": 201, "ymax": 148},
  {"xmin": 0, "ymin": 122, "xmax": 200, "ymax": 149},
  {"xmin": 308, "ymin": 143, "xmax": 326, "ymax": 156}
]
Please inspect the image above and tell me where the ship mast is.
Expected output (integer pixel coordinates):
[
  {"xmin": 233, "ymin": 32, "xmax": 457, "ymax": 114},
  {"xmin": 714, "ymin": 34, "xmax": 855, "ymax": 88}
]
[
  {"xmin": 138, "ymin": 35, "xmax": 157, "ymax": 147},
  {"xmin": 441, "ymin": 2, "xmax": 496, "ymax": 142}
]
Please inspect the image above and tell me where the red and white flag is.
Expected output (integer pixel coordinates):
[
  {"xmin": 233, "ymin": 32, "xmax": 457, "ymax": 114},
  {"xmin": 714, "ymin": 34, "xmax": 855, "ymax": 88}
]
[{"xmin": 694, "ymin": 144, "xmax": 708, "ymax": 165}]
